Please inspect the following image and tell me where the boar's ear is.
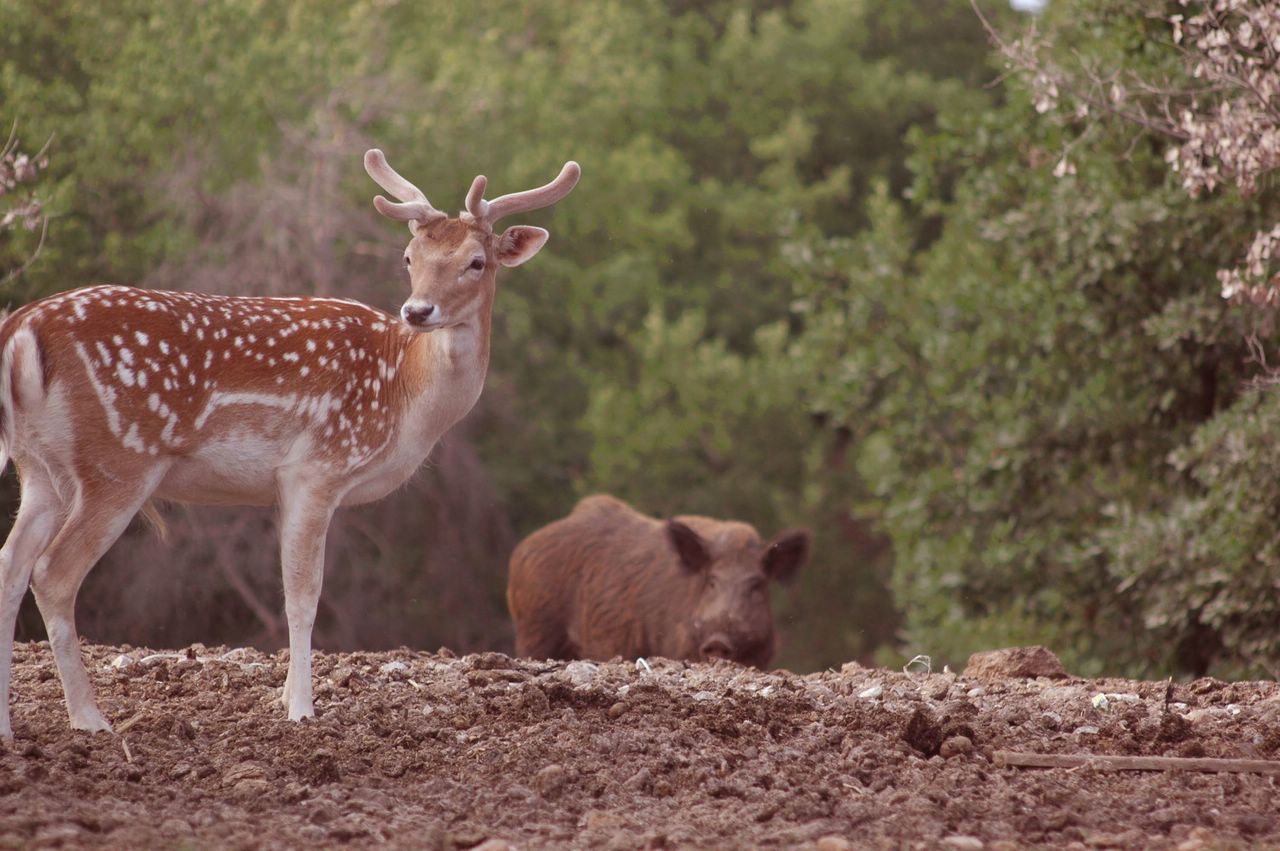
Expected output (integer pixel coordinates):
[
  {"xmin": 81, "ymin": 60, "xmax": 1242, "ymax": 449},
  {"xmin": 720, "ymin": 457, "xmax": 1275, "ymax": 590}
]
[
  {"xmin": 763, "ymin": 529, "xmax": 810, "ymax": 584},
  {"xmin": 666, "ymin": 519, "xmax": 710, "ymax": 573}
]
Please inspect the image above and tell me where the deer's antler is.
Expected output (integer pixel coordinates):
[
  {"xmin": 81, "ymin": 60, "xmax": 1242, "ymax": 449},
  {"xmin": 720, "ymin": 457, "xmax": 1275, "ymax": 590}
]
[
  {"xmin": 465, "ymin": 161, "xmax": 581, "ymax": 225},
  {"xmin": 364, "ymin": 149, "xmax": 446, "ymax": 229}
]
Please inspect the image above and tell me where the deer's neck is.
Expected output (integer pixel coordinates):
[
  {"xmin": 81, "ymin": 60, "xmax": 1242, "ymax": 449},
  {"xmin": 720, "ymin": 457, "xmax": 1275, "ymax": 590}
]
[{"xmin": 398, "ymin": 310, "xmax": 491, "ymax": 438}]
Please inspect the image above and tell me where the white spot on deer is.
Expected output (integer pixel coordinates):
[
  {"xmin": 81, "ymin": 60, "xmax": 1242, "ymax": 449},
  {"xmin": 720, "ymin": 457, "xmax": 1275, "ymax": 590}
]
[
  {"xmin": 134, "ymin": 331, "xmax": 149, "ymax": 346},
  {"xmin": 160, "ymin": 414, "xmax": 180, "ymax": 446},
  {"xmin": 300, "ymin": 366, "xmax": 310, "ymax": 377},
  {"xmin": 112, "ymin": 335, "xmax": 124, "ymax": 347},
  {"xmin": 136, "ymin": 370, "xmax": 148, "ymax": 389},
  {"xmin": 158, "ymin": 340, "xmax": 170, "ymax": 355},
  {"xmin": 122, "ymin": 422, "xmax": 147, "ymax": 454},
  {"xmin": 305, "ymin": 339, "xmax": 317, "ymax": 353},
  {"xmin": 234, "ymin": 336, "xmax": 244, "ymax": 348},
  {"xmin": 94, "ymin": 341, "xmax": 113, "ymax": 367},
  {"xmin": 74, "ymin": 343, "xmax": 123, "ymax": 438},
  {"xmin": 115, "ymin": 362, "xmax": 136, "ymax": 387},
  {"xmin": 194, "ymin": 390, "xmax": 299, "ymax": 430}
]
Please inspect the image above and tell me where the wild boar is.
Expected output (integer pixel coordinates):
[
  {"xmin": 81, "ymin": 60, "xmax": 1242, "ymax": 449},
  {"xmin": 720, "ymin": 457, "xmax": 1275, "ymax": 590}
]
[{"xmin": 507, "ymin": 494, "xmax": 809, "ymax": 667}]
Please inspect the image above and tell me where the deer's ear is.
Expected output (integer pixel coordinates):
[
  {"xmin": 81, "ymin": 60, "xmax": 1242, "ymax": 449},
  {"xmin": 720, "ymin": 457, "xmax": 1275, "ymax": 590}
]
[{"xmin": 496, "ymin": 226, "xmax": 549, "ymax": 268}]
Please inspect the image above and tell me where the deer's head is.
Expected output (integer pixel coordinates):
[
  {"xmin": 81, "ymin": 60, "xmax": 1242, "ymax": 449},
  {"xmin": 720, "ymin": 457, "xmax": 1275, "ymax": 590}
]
[{"xmin": 364, "ymin": 150, "xmax": 580, "ymax": 332}]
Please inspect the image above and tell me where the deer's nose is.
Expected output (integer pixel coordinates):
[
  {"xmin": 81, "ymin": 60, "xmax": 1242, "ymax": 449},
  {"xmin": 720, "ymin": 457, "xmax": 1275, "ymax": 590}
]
[{"xmin": 401, "ymin": 302, "xmax": 438, "ymax": 327}]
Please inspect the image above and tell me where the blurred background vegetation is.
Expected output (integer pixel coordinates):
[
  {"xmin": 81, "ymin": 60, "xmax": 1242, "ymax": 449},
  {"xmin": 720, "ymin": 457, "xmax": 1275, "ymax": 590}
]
[{"xmin": 2, "ymin": 0, "xmax": 1278, "ymax": 678}]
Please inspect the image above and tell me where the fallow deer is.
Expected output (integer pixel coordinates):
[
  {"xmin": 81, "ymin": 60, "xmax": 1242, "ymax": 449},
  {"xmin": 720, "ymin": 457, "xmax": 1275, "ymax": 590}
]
[{"xmin": 0, "ymin": 149, "xmax": 579, "ymax": 737}]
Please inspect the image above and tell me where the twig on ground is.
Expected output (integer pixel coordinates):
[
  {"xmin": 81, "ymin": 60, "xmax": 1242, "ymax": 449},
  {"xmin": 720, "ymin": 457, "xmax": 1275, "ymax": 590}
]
[{"xmin": 994, "ymin": 750, "xmax": 1280, "ymax": 774}]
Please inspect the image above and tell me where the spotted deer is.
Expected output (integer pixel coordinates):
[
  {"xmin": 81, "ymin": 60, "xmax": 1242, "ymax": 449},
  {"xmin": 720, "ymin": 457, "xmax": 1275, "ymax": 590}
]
[{"xmin": 0, "ymin": 149, "xmax": 579, "ymax": 737}]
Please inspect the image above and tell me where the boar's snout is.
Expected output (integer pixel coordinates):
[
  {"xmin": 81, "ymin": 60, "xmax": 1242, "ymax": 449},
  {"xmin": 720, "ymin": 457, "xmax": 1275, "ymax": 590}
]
[{"xmin": 699, "ymin": 634, "xmax": 734, "ymax": 661}]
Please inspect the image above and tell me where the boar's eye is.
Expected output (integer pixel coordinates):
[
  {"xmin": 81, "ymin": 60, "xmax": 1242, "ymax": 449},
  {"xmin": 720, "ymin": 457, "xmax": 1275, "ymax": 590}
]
[{"xmin": 749, "ymin": 577, "xmax": 767, "ymax": 594}]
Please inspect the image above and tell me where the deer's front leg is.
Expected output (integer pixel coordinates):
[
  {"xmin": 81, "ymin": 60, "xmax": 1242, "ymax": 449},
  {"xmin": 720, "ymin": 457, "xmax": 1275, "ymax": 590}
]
[{"xmin": 277, "ymin": 484, "xmax": 338, "ymax": 721}]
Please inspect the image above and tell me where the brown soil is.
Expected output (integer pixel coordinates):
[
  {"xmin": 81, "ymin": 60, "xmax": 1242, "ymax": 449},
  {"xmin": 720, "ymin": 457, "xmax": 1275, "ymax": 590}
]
[{"xmin": 2, "ymin": 642, "xmax": 1279, "ymax": 850}]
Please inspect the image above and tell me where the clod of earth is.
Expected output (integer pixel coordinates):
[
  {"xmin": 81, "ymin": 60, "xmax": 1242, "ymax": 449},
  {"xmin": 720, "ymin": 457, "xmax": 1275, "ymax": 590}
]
[{"xmin": 963, "ymin": 645, "xmax": 1069, "ymax": 680}]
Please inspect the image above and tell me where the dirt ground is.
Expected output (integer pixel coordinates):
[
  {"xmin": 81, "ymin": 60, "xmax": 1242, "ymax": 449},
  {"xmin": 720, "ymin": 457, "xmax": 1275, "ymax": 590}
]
[{"xmin": 0, "ymin": 642, "xmax": 1278, "ymax": 849}]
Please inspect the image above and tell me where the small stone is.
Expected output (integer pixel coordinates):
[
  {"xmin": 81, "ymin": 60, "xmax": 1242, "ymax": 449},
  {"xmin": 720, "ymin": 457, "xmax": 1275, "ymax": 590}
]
[
  {"xmin": 160, "ymin": 818, "xmax": 193, "ymax": 835},
  {"xmin": 379, "ymin": 661, "xmax": 408, "ymax": 675},
  {"xmin": 940, "ymin": 735, "xmax": 974, "ymax": 759},
  {"xmin": 624, "ymin": 767, "xmax": 651, "ymax": 791},
  {"xmin": 34, "ymin": 824, "xmax": 82, "ymax": 844},
  {"xmin": 564, "ymin": 660, "xmax": 598, "ymax": 688},
  {"xmin": 927, "ymin": 676, "xmax": 955, "ymax": 700},
  {"xmin": 941, "ymin": 837, "xmax": 984, "ymax": 850},
  {"xmin": 1176, "ymin": 827, "xmax": 1219, "ymax": 851},
  {"xmin": 309, "ymin": 802, "xmax": 339, "ymax": 824},
  {"xmin": 608, "ymin": 702, "xmax": 628, "ymax": 720},
  {"xmin": 471, "ymin": 841, "xmax": 517, "ymax": 851},
  {"xmin": 534, "ymin": 763, "xmax": 570, "ymax": 798},
  {"xmin": 232, "ymin": 779, "xmax": 270, "ymax": 799},
  {"xmin": 816, "ymin": 836, "xmax": 853, "ymax": 851},
  {"xmin": 582, "ymin": 811, "xmax": 626, "ymax": 831},
  {"xmin": 858, "ymin": 684, "xmax": 884, "ymax": 699}
]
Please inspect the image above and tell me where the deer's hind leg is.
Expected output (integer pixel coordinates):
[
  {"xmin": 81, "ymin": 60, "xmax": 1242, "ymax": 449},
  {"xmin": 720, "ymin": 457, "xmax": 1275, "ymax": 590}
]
[
  {"xmin": 29, "ymin": 471, "xmax": 163, "ymax": 732},
  {"xmin": 0, "ymin": 467, "xmax": 65, "ymax": 738}
]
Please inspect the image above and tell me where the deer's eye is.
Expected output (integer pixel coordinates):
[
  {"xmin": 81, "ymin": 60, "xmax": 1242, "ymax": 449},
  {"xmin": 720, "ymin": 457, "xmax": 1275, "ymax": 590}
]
[{"xmin": 469, "ymin": 257, "xmax": 485, "ymax": 272}]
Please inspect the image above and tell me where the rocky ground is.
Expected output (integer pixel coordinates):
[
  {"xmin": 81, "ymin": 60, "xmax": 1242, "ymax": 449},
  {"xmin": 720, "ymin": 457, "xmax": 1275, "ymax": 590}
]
[{"xmin": 0, "ymin": 641, "xmax": 1277, "ymax": 849}]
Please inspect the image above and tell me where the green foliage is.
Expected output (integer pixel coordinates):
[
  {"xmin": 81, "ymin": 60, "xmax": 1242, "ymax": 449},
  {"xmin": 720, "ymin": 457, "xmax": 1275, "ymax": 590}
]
[{"xmin": 821, "ymin": 1, "xmax": 1280, "ymax": 677}]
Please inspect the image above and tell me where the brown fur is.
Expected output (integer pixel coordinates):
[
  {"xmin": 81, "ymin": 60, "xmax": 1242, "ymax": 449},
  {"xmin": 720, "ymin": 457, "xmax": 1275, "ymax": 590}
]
[{"xmin": 507, "ymin": 495, "xmax": 810, "ymax": 668}]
